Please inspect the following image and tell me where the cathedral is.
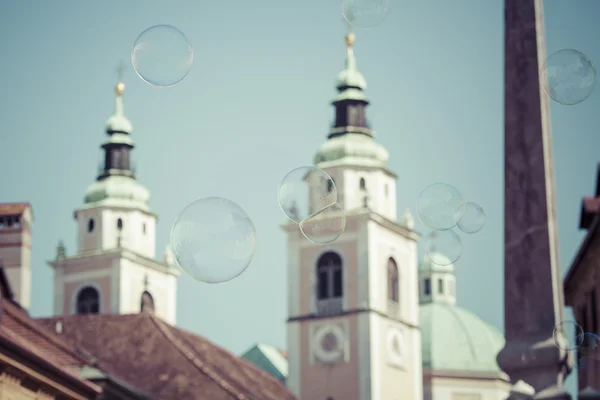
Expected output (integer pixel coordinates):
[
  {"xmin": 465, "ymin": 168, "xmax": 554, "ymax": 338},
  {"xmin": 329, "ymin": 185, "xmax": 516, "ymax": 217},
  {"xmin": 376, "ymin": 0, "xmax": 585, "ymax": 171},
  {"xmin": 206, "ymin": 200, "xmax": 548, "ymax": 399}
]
[
  {"xmin": 0, "ymin": 31, "xmax": 513, "ymax": 400},
  {"xmin": 249, "ymin": 32, "xmax": 512, "ymax": 400}
]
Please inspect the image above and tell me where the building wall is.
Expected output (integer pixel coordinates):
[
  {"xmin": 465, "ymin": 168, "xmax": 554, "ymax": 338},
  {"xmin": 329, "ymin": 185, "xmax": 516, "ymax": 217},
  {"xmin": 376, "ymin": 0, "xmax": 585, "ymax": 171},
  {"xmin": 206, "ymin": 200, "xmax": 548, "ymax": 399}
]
[
  {"xmin": 118, "ymin": 258, "xmax": 177, "ymax": 325},
  {"xmin": 427, "ymin": 375, "xmax": 510, "ymax": 400},
  {"xmin": 564, "ymin": 224, "xmax": 600, "ymax": 391}
]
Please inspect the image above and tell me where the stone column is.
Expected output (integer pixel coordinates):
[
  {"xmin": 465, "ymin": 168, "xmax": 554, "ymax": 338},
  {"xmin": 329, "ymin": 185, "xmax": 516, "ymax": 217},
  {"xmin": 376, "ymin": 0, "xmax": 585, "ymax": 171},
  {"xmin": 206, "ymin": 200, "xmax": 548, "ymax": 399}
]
[{"xmin": 496, "ymin": 0, "xmax": 573, "ymax": 399}]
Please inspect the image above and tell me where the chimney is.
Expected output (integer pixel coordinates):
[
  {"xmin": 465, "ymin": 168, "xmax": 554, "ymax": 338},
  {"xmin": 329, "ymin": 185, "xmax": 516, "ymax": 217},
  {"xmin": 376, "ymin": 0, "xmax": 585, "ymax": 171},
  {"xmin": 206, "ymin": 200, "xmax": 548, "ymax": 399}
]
[{"xmin": 0, "ymin": 203, "xmax": 33, "ymax": 310}]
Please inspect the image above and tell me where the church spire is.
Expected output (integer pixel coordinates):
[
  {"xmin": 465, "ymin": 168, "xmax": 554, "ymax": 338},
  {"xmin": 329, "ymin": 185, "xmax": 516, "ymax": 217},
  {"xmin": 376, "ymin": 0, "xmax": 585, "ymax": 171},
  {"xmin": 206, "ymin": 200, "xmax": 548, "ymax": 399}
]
[
  {"xmin": 98, "ymin": 61, "xmax": 136, "ymax": 181},
  {"xmin": 330, "ymin": 33, "xmax": 372, "ymax": 139}
]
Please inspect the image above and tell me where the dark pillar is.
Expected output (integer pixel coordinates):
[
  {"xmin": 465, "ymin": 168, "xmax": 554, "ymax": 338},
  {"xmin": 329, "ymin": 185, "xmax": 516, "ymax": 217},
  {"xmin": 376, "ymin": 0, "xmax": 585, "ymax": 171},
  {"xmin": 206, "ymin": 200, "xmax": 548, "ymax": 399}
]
[{"xmin": 496, "ymin": 0, "xmax": 573, "ymax": 398}]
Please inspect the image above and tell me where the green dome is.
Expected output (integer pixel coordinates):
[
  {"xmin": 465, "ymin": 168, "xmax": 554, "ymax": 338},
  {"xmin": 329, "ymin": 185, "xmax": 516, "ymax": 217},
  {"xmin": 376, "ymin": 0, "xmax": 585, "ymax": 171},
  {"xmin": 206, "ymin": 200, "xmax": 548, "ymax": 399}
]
[
  {"xmin": 336, "ymin": 68, "xmax": 366, "ymax": 90},
  {"xmin": 314, "ymin": 133, "xmax": 389, "ymax": 166},
  {"xmin": 84, "ymin": 175, "xmax": 150, "ymax": 210},
  {"xmin": 420, "ymin": 303, "xmax": 505, "ymax": 373},
  {"xmin": 106, "ymin": 113, "xmax": 132, "ymax": 134}
]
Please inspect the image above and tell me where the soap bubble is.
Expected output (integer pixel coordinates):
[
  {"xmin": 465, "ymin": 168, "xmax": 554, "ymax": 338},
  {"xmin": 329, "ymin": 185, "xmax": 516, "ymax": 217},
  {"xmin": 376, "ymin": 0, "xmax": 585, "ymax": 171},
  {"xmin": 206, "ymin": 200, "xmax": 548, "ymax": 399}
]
[
  {"xmin": 416, "ymin": 183, "xmax": 465, "ymax": 231},
  {"xmin": 553, "ymin": 321, "xmax": 584, "ymax": 352},
  {"xmin": 575, "ymin": 332, "xmax": 600, "ymax": 370},
  {"xmin": 278, "ymin": 166, "xmax": 338, "ymax": 224},
  {"xmin": 541, "ymin": 49, "xmax": 596, "ymax": 106},
  {"xmin": 170, "ymin": 197, "xmax": 256, "ymax": 283},
  {"xmin": 424, "ymin": 230, "xmax": 462, "ymax": 266},
  {"xmin": 456, "ymin": 202, "xmax": 486, "ymax": 234},
  {"xmin": 342, "ymin": 0, "xmax": 390, "ymax": 29},
  {"xmin": 299, "ymin": 202, "xmax": 346, "ymax": 244},
  {"xmin": 132, "ymin": 24, "xmax": 194, "ymax": 87}
]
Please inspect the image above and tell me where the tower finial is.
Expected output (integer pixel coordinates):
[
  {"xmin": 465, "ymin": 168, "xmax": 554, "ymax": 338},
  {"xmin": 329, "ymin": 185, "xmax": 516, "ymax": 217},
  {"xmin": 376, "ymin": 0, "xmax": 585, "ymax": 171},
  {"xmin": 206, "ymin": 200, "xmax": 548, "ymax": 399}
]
[
  {"xmin": 345, "ymin": 32, "xmax": 356, "ymax": 48},
  {"xmin": 115, "ymin": 60, "xmax": 126, "ymax": 96}
]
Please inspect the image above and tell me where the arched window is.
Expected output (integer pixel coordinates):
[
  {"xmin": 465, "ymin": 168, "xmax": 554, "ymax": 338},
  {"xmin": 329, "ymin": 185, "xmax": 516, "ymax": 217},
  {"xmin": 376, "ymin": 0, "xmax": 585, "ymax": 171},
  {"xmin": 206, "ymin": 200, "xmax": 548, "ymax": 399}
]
[
  {"xmin": 317, "ymin": 252, "xmax": 343, "ymax": 300},
  {"xmin": 87, "ymin": 219, "xmax": 95, "ymax": 233},
  {"xmin": 117, "ymin": 218, "xmax": 123, "ymax": 231},
  {"xmin": 76, "ymin": 286, "xmax": 100, "ymax": 315},
  {"xmin": 359, "ymin": 178, "xmax": 366, "ymax": 190},
  {"xmin": 388, "ymin": 258, "xmax": 399, "ymax": 302},
  {"xmin": 140, "ymin": 291, "xmax": 155, "ymax": 313}
]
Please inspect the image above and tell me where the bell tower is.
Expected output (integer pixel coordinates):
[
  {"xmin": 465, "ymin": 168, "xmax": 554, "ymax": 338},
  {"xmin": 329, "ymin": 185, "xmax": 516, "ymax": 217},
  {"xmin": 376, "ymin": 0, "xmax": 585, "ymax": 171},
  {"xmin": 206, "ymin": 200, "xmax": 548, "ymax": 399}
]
[
  {"xmin": 284, "ymin": 33, "xmax": 423, "ymax": 400},
  {"xmin": 49, "ymin": 65, "xmax": 180, "ymax": 324}
]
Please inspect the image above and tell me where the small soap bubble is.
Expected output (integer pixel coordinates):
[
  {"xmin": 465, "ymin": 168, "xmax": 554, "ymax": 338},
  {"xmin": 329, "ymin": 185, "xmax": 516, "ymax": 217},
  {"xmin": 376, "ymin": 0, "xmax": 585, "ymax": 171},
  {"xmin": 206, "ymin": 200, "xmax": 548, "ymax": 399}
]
[
  {"xmin": 553, "ymin": 321, "xmax": 584, "ymax": 351},
  {"xmin": 456, "ymin": 202, "xmax": 486, "ymax": 234},
  {"xmin": 575, "ymin": 333, "xmax": 600, "ymax": 369},
  {"xmin": 278, "ymin": 167, "xmax": 338, "ymax": 224},
  {"xmin": 342, "ymin": 0, "xmax": 390, "ymax": 29},
  {"xmin": 170, "ymin": 197, "xmax": 256, "ymax": 284},
  {"xmin": 416, "ymin": 183, "xmax": 465, "ymax": 231},
  {"xmin": 299, "ymin": 202, "xmax": 346, "ymax": 244},
  {"xmin": 132, "ymin": 24, "xmax": 194, "ymax": 87},
  {"xmin": 424, "ymin": 230, "xmax": 462, "ymax": 266},
  {"xmin": 541, "ymin": 49, "xmax": 596, "ymax": 106}
]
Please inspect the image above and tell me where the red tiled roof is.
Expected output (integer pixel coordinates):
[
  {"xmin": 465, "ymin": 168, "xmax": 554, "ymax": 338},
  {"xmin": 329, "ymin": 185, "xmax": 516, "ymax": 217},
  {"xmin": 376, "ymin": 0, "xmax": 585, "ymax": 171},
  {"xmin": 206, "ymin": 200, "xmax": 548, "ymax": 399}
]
[
  {"xmin": 583, "ymin": 197, "xmax": 600, "ymax": 214},
  {"xmin": 2, "ymin": 300, "xmax": 92, "ymax": 367},
  {"xmin": 0, "ymin": 203, "xmax": 31, "ymax": 217},
  {"xmin": 36, "ymin": 313, "xmax": 297, "ymax": 400},
  {"xmin": 0, "ymin": 293, "xmax": 101, "ymax": 395}
]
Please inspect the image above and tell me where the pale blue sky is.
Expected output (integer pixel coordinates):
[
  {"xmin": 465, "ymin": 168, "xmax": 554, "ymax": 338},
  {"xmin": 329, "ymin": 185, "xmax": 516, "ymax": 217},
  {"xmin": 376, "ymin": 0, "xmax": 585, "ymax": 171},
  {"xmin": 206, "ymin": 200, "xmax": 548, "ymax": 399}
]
[{"xmin": 0, "ymin": 0, "xmax": 597, "ymax": 394}]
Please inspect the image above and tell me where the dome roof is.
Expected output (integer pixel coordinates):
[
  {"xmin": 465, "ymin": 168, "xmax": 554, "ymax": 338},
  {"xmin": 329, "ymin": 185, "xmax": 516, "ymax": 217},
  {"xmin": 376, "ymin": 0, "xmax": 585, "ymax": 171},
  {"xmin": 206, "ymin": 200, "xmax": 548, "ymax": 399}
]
[
  {"xmin": 420, "ymin": 303, "xmax": 505, "ymax": 373},
  {"xmin": 336, "ymin": 68, "xmax": 367, "ymax": 91},
  {"xmin": 314, "ymin": 133, "xmax": 389, "ymax": 166},
  {"xmin": 84, "ymin": 175, "xmax": 150, "ymax": 210},
  {"xmin": 106, "ymin": 114, "xmax": 132, "ymax": 134}
]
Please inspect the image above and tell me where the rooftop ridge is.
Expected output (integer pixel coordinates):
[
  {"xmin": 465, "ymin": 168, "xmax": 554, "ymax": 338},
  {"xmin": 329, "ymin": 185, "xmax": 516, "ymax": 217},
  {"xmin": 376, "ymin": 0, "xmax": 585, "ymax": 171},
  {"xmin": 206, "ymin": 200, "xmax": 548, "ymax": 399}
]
[
  {"xmin": 0, "ymin": 325, "xmax": 102, "ymax": 394},
  {"xmin": 149, "ymin": 315, "xmax": 248, "ymax": 400},
  {"xmin": 6, "ymin": 303, "xmax": 93, "ymax": 366}
]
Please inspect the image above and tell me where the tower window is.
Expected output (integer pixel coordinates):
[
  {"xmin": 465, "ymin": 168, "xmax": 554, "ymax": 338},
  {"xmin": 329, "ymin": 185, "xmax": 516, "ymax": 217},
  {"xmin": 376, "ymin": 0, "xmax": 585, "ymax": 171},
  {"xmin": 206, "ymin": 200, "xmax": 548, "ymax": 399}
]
[
  {"xmin": 438, "ymin": 278, "xmax": 445, "ymax": 294},
  {"xmin": 88, "ymin": 219, "xmax": 95, "ymax": 233},
  {"xmin": 316, "ymin": 252, "xmax": 343, "ymax": 300},
  {"xmin": 387, "ymin": 258, "xmax": 399, "ymax": 302},
  {"xmin": 143, "ymin": 223, "xmax": 147, "ymax": 234},
  {"xmin": 6, "ymin": 217, "xmax": 12, "ymax": 227},
  {"xmin": 359, "ymin": 177, "xmax": 366, "ymax": 190},
  {"xmin": 117, "ymin": 218, "xmax": 123, "ymax": 230},
  {"xmin": 141, "ymin": 291, "xmax": 155, "ymax": 313},
  {"xmin": 424, "ymin": 278, "xmax": 431, "ymax": 295},
  {"xmin": 327, "ymin": 178, "xmax": 334, "ymax": 193},
  {"xmin": 13, "ymin": 216, "xmax": 20, "ymax": 228},
  {"xmin": 76, "ymin": 286, "xmax": 100, "ymax": 314},
  {"xmin": 0, "ymin": 218, "xmax": 4, "ymax": 228}
]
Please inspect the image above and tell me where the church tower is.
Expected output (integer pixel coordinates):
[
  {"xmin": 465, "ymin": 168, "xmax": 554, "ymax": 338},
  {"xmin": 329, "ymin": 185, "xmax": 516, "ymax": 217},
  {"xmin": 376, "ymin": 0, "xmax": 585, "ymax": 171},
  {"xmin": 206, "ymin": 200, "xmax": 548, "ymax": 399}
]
[
  {"xmin": 49, "ymin": 71, "xmax": 179, "ymax": 325},
  {"xmin": 284, "ymin": 33, "xmax": 423, "ymax": 400}
]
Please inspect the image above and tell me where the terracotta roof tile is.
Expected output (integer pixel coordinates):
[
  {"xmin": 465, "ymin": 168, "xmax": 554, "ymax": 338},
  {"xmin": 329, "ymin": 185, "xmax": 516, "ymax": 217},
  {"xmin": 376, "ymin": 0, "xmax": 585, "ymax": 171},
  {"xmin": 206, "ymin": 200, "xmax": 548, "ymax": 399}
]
[
  {"xmin": 2, "ymin": 300, "xmax": 92, "ymax": 367},
  {"xmin": 36, "ymin": 313, "xmax": 297, "ymax": 400},
  {"xmin": 0, "ymin": 325, "xmax": 102, "ymax": 394},
  {"xmin": 0, "ymin": 202, "xmax": 30, "ymax": 217},
  {"xmin": 583, "ymin": 196, "xmax": 600, "ymax": 214}
]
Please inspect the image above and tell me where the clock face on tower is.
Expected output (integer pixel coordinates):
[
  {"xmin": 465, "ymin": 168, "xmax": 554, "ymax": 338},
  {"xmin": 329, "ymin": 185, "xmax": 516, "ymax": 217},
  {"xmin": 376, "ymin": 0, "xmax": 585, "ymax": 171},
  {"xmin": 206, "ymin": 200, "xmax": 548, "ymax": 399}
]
[
  {"xmin": 312, "ymin": 324, "xmax": 348, "ymax": 364},
  {"xmin": 386, "ymin": 327, "xmax": 406, "ymax": 368}
]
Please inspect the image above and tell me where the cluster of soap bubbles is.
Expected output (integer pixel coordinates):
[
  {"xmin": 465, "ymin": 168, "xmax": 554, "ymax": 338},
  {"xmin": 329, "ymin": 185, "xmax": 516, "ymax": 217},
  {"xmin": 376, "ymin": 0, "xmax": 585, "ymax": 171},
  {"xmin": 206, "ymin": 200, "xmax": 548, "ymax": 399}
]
[
  {"xmin": 416, "ymin": 183, "xmax": 486, "ymax": 266},
  {"xmin": 553, "ymin": 321, "xmax": 600, "ymax": 370},
  {"xmin": 170, "ymin": 197, "xmax": 257, "ymax": 284},
  {"xmin": 541, "ymin": 49, "xmax": 596, "ymax": 106},
  {"xmin": 278, "ymin": 167, "xmax": 346, "ymax": 244},
  {"xmin": 129, "ymin": 0, "xmax": 392, "ymax": 86}
]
